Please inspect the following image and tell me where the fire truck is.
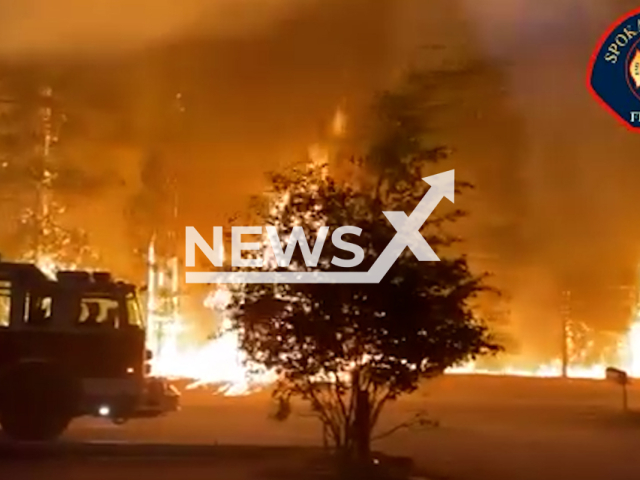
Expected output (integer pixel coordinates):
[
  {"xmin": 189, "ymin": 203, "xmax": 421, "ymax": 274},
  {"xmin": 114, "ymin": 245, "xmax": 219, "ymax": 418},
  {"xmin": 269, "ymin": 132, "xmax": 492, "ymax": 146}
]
[{"xmin": 0, "ymin": 261, "xmax": 179, "ymax": 441}]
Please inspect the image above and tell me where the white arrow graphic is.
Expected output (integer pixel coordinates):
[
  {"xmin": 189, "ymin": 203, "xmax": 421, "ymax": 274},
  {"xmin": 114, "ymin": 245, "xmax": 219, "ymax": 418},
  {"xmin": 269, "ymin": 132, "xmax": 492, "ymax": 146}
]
[{"xmin": 186, "ymin": 170, "xmax": 455, "ymax": 284}]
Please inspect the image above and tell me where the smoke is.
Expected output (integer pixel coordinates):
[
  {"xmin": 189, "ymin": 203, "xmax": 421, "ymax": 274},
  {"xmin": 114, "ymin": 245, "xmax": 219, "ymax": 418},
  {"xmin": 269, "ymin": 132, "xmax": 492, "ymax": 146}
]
[
  {"xmin": 376, "ymin": 0, "xmax": 640, "ymax": 358},
  {"xmin": 453, "ymin": 0, "xmax": 640, "ymax": 357},
  {"xmin": 0, "ymin": 0, "xmax": 319, "ymax": 59},
  {"xmin": 0, "ymin": 0, "xmax": 396, "ymax": 278}
]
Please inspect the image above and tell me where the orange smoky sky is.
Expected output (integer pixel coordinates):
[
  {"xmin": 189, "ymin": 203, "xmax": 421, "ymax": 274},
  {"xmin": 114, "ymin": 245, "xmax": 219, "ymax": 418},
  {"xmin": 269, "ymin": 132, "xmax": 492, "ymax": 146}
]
[
  {"xmin": 0, "ymin": 0, "xmax": 397, "ymax": 275},
  {"xmin": 0, "ymin": 0, "xmax": 321, "ymax": 59}
]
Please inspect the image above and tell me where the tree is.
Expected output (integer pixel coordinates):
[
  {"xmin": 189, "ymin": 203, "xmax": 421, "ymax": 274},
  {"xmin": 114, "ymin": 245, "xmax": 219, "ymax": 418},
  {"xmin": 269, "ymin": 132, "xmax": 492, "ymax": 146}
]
[
  {"xmin": 126, "ymin": 151, "xmax": 176, "ymax": 258},
  {"xmin": 227, "ymin": 68, "xmax": 502, "ymax": 465},
  {"xmin": 0, "ymin": 79, "xmax": 100, "ymax": 272},
  {"xmin": 228, "ymin": 161, "xmax": 499, "ymax": 466},
  {"xmin": 125, "ymin": 92, "xmax": 184, "ymax": 274}
]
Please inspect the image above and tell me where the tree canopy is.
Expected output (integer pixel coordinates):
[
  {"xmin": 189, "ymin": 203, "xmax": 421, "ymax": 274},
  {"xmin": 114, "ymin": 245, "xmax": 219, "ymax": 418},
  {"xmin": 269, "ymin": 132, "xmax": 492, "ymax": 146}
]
[
  {"xmin": 227, "ymin": 162, "xmax": 500, "ymax": 462},
  {"xmin": 223, "ymin": 68, "xmax": 503, "ymax": 467}
]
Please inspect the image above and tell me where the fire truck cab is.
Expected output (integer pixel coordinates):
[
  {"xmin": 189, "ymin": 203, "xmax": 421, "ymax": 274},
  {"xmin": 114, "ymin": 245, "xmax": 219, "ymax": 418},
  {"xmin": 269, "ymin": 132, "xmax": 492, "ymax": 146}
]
[{"xmin": 0, "ymin": 261, "xmax": 179, "ymax": 441}]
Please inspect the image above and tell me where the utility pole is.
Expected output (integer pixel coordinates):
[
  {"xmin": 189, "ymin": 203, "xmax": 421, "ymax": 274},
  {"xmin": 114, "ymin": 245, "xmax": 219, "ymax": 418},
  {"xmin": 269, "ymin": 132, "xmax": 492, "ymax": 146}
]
[
  {"xmin": 561, "ymin": 290, "xmax": 571, "ymax": 378},
  {"xmin": 144, "ymin": 91, "xmax": 185, "ymax": 370},
  {"xmin": 169, "ymin": 92, "xmax": 183, "ymax": 322}
]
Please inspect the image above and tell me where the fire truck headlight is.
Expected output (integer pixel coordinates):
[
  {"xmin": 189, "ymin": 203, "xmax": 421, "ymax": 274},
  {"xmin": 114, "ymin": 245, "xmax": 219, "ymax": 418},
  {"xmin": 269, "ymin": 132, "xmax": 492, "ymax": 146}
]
[{"xmin": 98, "ymin": 405, "xmax": 111, "ymax": 417}]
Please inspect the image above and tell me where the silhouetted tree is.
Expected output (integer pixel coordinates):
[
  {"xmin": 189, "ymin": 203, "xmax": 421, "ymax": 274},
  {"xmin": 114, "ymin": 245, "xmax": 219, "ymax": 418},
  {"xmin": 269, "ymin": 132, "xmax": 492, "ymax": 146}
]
[
  {"xmin": 228, "ymin": 68, "xmax": 502, "ymax": 464},
  {"xmin": 125, "ymin": 92, "xmax": 184, "ymax": 276},
  {"xmin": 228, "ymin": 161, "xmax": 499, "ymax": 466},
  {"xmin": 126, "ymin": 151, "xmax": 175, "ymax": 254}
]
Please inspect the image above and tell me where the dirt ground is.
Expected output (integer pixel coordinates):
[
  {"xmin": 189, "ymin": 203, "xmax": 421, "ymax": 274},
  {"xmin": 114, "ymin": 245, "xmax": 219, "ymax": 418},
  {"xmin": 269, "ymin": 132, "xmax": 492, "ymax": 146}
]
[{"xmin": 4, "ymin": 375, "xmax": 640, "ymax": 480}]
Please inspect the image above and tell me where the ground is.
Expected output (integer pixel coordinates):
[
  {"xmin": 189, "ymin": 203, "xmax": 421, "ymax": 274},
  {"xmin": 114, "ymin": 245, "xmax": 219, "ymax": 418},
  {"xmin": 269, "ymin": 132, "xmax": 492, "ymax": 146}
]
[{"xmin": 2, "ymin": 375, "xmax": 640, "ymax": 479}]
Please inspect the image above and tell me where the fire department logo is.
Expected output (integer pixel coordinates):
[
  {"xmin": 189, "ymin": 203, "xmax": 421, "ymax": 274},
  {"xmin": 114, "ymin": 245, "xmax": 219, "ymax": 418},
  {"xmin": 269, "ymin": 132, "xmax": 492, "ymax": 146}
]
[{"xmin": 588, "ymin": 8, "xmax": 640, "ymax": 131}]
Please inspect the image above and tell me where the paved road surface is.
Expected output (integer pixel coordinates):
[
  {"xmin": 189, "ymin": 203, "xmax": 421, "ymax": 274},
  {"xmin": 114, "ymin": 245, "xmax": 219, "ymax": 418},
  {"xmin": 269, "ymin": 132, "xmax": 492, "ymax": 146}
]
[
  {"xmin": 4, "ymin": 376, "xmax": 640, "ymax": 480},
  {"xmin": 0, "ymin": 443, "xmax": 329, "ymax": 480}
]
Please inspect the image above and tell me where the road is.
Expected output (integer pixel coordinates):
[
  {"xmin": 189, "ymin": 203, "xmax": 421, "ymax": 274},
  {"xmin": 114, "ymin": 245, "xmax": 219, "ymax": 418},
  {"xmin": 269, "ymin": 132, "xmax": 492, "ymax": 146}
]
[
  {"xmin": 3, "ymin": 375, "xmax": 640, "ymax": 480},
  {"xmin": 0, "ymin": 443, "xmax": 326, "ymax": 480}
]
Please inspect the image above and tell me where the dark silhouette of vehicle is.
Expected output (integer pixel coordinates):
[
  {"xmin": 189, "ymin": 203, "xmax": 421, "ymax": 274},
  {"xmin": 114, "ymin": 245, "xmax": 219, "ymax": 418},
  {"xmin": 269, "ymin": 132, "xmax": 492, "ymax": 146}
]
[{"xmin": 0, "ymin": 261, "xmax": 179, "ymax": 441}]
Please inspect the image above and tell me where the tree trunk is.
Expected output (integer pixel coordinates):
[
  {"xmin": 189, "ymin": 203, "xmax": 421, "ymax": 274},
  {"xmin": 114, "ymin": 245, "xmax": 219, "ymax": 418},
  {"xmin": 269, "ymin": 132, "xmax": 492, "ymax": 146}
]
[{"xmin": 353, "ymin": 388, "xmax": 371, "ymax": 463}]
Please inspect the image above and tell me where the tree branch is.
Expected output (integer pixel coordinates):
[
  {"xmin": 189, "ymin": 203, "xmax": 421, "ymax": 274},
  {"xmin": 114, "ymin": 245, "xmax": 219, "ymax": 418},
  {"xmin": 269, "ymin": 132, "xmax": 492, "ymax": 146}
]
[{"xmin": 371, "ymin": 411, "xmax": 438, "ymax": 442}]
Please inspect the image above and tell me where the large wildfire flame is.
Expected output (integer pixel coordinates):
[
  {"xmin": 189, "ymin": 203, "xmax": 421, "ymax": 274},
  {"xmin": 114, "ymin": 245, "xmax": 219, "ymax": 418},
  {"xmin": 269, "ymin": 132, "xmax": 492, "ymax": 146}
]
[
  {"xmin": 147, "ymin": 282, "xmax": 276, "ymax": 396},
  {"xmin": 144, "ymin": 267, "xmax": 640, "ymax": 394},
  {"xmin": 142, "ymin": 106, "xmax": 345, "ymax": 394},
  {"xmin": 147, "ymin": 302, "xmax": 640, "ymax": 395},
  {"xmin": 34, "ymin": 106, "xmax": 640, "ymax": 395},
  {"xmin": 143, "ymin": 105, "xmax": 640, "ymax": 393}
]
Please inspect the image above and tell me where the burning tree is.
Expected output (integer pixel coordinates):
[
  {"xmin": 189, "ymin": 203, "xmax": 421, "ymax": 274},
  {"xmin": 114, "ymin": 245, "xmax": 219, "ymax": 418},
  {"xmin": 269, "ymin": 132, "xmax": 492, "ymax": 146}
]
[
  {"xmin": 125, "ymin": 93, "xmax": 185, "ymax": 365},
  {"xmin": 228, "ymin": 70, "xmax": 501, "ymax": 467},
  {"xmin": 0, "ymin": 82, "xmax": 98, "ymax": 271}
]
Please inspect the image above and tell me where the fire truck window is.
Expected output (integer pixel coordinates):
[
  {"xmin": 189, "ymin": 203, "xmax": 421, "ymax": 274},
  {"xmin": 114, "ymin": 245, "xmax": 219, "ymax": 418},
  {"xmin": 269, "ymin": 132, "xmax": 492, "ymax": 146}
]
[
  {"xmin": 27, "ymin": 296, "xmax": 52, "ymax": 326},
  {"xmin": 23, "ymin": 293, "xmax": 30, "ymax": 323},
  {"xmin": 126, "ymin": 294, "xmax": 144, "ymax": 328},
  {"xmin": 0, "ymin": 280, "xmax": 10, "ymax": 327},
  {"xmin": 79, "ymin": 298, "xmax": 120, "ymax": 327}
]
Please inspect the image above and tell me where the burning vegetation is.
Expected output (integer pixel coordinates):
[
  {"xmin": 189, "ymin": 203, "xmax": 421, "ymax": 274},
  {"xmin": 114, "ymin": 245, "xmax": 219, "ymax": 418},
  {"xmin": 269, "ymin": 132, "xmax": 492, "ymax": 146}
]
[{"xmin": 3, "ymin": 70, "xmax": 640, "ymax": 403}]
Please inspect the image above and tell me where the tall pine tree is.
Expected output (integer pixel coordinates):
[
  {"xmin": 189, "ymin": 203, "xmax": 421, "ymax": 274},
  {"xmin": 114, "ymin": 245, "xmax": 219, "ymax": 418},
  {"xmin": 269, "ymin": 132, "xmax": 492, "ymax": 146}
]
[{"xmin": 0, "ymin": 79, "xmax": 98, "ymax": 273}]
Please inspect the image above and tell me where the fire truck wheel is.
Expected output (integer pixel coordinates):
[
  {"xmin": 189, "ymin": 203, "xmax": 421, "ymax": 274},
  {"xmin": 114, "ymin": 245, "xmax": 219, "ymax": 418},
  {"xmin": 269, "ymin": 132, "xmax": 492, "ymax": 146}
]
[{"xmin": 0, "ymin": 361, "xmax": 80, "ymax": 442}]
